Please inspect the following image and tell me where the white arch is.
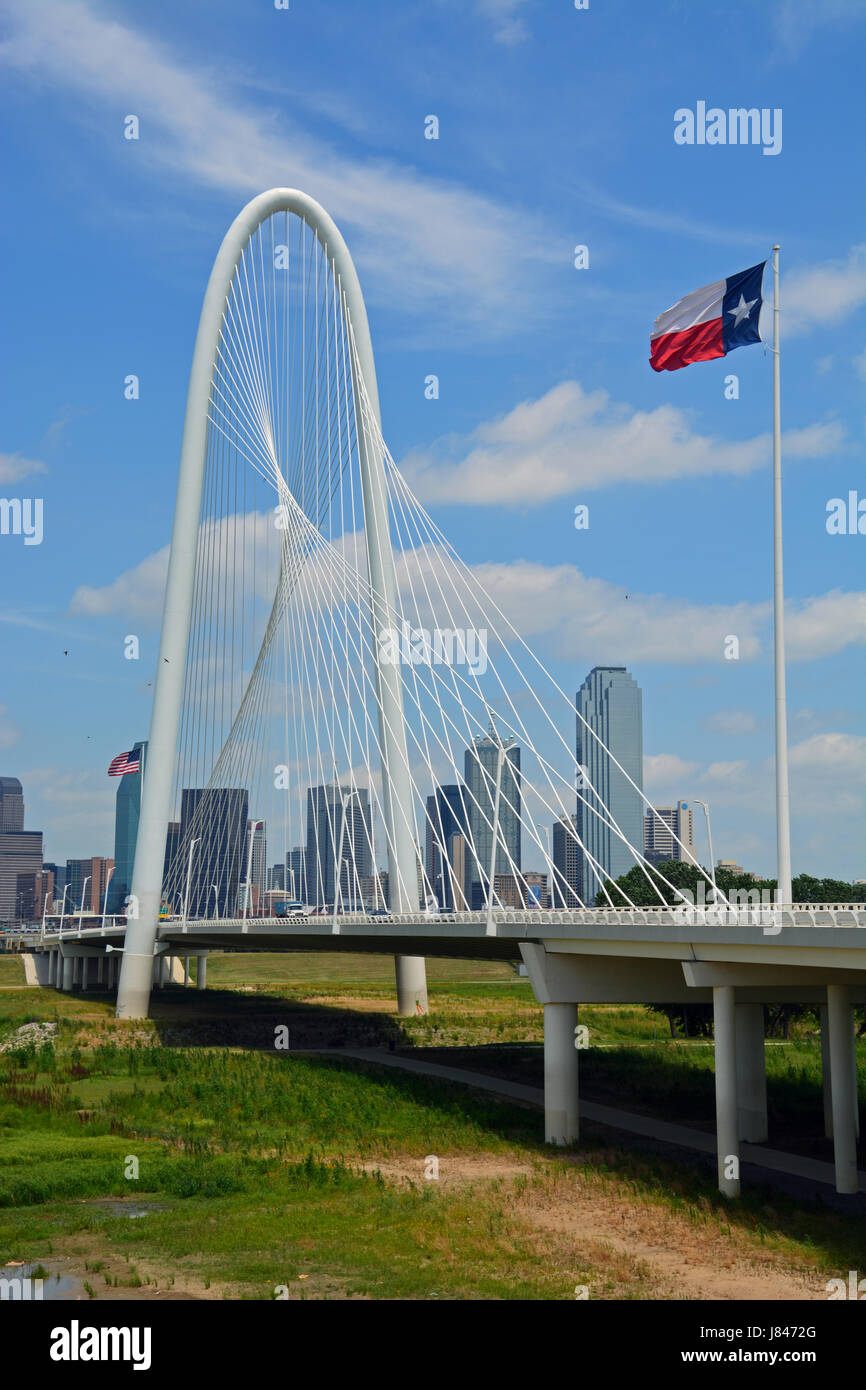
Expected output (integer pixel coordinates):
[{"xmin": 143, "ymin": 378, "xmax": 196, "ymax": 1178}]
[{"xmin": 116, "ymin": 188, "xmax": 426, "ymax": 1018}]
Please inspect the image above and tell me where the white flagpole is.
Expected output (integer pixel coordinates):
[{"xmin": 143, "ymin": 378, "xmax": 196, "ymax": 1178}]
[{"xmin": 772, "ymin": 245, "xmax": 792, "ymax": 905}]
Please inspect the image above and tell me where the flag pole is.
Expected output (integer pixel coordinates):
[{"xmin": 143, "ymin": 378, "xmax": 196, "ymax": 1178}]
[{"xmin": 771, "ymin": 245, "xmax": 792, "ymax": 906}]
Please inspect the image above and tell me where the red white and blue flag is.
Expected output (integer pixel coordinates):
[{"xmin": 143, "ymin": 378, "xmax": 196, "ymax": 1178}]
[
  {"xmin": 108, "ymin": 750, "xmax": 141, "ymax": 777},
  {"xmin": 649, "ymin": 262, "xmax": 766, "ymax": 372}
]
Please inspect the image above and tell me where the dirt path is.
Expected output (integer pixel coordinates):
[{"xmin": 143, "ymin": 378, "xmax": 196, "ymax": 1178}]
[{"xmin": 360, "ymin": 1154, "xmax": 828, "ymax": 1301}]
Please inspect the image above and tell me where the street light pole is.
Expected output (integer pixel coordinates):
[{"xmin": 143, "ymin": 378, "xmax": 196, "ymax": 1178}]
[
  {"xmin": 182, "ymin": 837, "xmax": 200, "ymax": 931},
  {"xmin": 485, "ymin": 740, "xmax": 507, "ymax": 938},
  {"xmin": 541, "ymin": 824, "xmax": 556, "ymax": 909},
  {"xmin": 78, "ymin": 876, "xmax": 91, "ymax": 931},
  {"xmin": 693, "ymin": 800, "xmax": 717, "ymax": 904},
  {"xmin": 243, "ymin": 820, "xmax": 262, "ymax": 922},
  {"xmin": 101, "ymin": 866, "xmax": 114, "ymax": 932},
  {"xmin": 58, "ymin": 883, "xmax": 69, "ymax": 937},
  {"xmin": 332, "ymin": 791, "xmax": 349, "ymax": 934}
]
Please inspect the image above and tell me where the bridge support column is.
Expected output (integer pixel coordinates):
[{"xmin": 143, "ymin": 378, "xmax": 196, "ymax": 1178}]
[
  {"xmin": 827, "ymin": 985, "xmax": 858, "ymax": 1194},
  {"xmin": 736, "ymin": 1003, "xmax": 767, "ymax": 1142},
  {"xmin": 197, "ymin": 956, "xmax": 207, "ymax": 990},
  {"xmin": 72, "ymin": 956, "xmax": 81, "ymax": 989},
  {"xmin": 81, "ymin": 957, "xmax": 89, "ymax": 991},
  {"xmin": 61, "ymin": 955, "xmax": 74, "ymax": 991},
  {"xmin": 96, "ymin": 954, "xmax": 104, "ymax": 986},
  {"xmin": 395, "ymin": 956, "xmax": 428, "ymax": 1016},
  {"xmin": 544, "ymin": 1003, "xmax": 579, "ymax": 1145},
  {"xmin": 47, "ymin": 950, "xmax": 56, "ymax": 987},
  {"xmin": 821, "ymin": 1002, "xmax": 859, "ymax": 1142},
  {"xmin": 184, "ymin": 956, "xmax": 191, "ymax": 987},
  {"xmin": 713, "ymin": 985, "xmax": 740, "ymax": 1198},
  {"xmin": 821, "ymin": 1004, "xmax": 833, "ymax": 1138}
]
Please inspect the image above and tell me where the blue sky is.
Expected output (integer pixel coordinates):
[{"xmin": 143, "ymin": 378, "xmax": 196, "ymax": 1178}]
[{"xmin": 0, "ymin": 0, "xmax": 863, "ymax": 877}]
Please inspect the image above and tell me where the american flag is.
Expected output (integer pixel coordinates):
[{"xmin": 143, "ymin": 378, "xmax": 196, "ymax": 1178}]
[{"xmin": 108, "ymin": 749, "xmax": 141, "ymax": 777}]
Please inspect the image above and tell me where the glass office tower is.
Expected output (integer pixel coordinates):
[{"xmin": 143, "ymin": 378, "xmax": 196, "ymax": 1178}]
[{"xmin": 575, "ymin": 667, "xmax": 643, "ymax": 903}]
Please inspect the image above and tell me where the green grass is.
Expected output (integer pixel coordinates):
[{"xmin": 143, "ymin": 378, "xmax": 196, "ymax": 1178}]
[
  {"xmin": 1, "ymin": 963, "xmax": 864, "ymax": 1299},
  {"xmin": 202, "ymin": 951, "xmax": 517, "ymax": 986},
  {"xmin": 0, "ymin": 955, "xmax": 25, "ymax": 985}
]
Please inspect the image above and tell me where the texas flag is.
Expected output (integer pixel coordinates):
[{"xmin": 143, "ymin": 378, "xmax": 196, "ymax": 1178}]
[{"xmin": 649, "ymin": 262, "xmax": 766, "ymax": 372}]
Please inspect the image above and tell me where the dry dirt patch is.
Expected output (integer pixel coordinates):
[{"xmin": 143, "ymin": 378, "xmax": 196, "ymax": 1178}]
[{"xmin": 362, "ymin": 1152, "xmax": 828, "ymax": 1301}]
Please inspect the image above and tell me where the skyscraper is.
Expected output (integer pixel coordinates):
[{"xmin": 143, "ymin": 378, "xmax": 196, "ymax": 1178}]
[
  {"xmin": 0, "ymin": 777, "xmax": 43, "ymax": 921},
  {"xmin": 109, "ymin": 740, "xmax": 147, "ymax": 912},
  {"xmin": 425, "ymin": 784, "xmax": 469, "ymax": 910},
  {"xmin": 286, "ymin": 845, "xmax": 306, "ymax": 901},
  {"xmin": 464, "ymin": 727, "xmax": 521, "ymax": 910},
  {"xmin": 552, "ymin": 813, "xmax": 582, "ymax": 907},
  {"xmin": 177, "ymin": 788, "xmax": 249, "ymax": 918},
  {"xmin": 163, "ymin": 822, "xmax": 181, "ymax": 892},
  {"xmin": 575, "ymin": 667, "xmax": 643, "ymax": 903},
  {"xmin": 305, "ymin": 784, "xmax": 373, "ymax": 909},
  {"xmin": 645, "ymin": 801, "xmax": 694, "ymax": 866},
  {"xmin": 64, "ymin": 857, "xmax": 113, "ymax": 914},
  {"xmin": 245, "ymin": 820, "xmax": 267, "ymax": 912},
  {"xmin": 0, "ymin": 777, "xmax": 24, "ymax": 832}
]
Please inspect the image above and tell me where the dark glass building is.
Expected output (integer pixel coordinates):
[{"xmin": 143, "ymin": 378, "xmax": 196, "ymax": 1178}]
[
  {"xmin": 109, "ymin": 740, "xmax": 147, "ymax": 912},
  {"xmin": 424, "ymin": 784, "xmax": 470, "ymax": 910},
  {"xmin": 175, "ymin": 788, "xmax": 249, "ymax": 917}
]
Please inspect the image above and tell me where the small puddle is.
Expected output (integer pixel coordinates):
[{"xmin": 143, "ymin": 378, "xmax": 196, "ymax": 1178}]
[
  {"xmin": 2, "ymin": 1262, "xmax": 84, "ymax": 1300},
  {"xmin": 84, "ymin": 1199, "xmax": 167, "ymax": 1219}
]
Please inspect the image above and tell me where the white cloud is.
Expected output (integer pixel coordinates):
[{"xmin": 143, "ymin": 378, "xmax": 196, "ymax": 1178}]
[
  {"xmin": 759, "ymin": 244, "xmax": 866, "ymax": 339},
  {"xmin": 476, "ymin": 0, "xmax": 532, "ymax": 45},
  {"xmin": 702, "ymin": 759, "xmax": 751, "ymax": 787},
  {"xmin": 0, "ymin": 452, "xmax": 47, "ymax": 484},
  {"xmin": 70, "ymin": 545, "xmax": 170, "ymax": 624},
  {"xmin": 69, "ymin": 514, "xmax": 866, "ymax": 666},
  {"xmin": 644, "ymin": 753, "xmax": 700, "ymax": 791},
  {"xmin": 0, "ymin": 704, "xmax": 20, "ymax": 750},
  {"xmin": 402, "ymin": 379, "xmax": 845, "ymax": 506},
  {"xmin": 704, "ymin": 710, "xmax": 760, "ymax": 736},
  {"xmin": 0, "ymin": 0, "xmax": 552, "ymax": 337},
  {"xmin": 772, "ymin": 0, "xmax": 866, "ymax": 57},
  {"xmin": 788, "ymin": 731, "xmax": 866, "ymax": 775},
  {"xmin": 784, "ymin": 590, "xmax": 866, "ymax": 661}
]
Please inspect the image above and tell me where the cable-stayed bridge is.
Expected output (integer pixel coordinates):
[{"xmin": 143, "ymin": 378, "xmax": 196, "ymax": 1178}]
[{"xmin": 26, "ymin": 190, "xmax": 864, "ymax": 1198}]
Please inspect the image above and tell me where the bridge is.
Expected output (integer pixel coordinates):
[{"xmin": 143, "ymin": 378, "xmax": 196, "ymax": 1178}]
[{"xmin": 21, "ymin": 188, "xmax": 863, "ymax": 1200}]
